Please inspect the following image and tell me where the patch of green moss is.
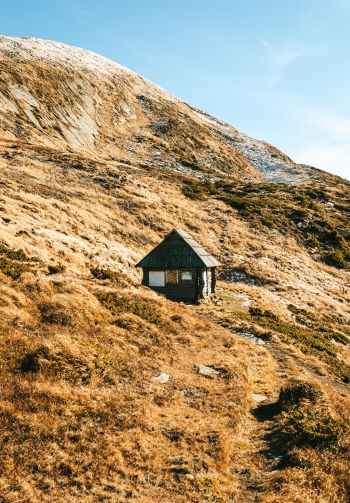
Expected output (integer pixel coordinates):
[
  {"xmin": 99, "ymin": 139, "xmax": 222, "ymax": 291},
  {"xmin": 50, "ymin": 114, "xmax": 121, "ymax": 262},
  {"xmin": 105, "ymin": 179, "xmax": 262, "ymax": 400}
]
[
  {"xmin": 0, "ymin": 243, "xmax": 38, "ymax": 279},
  {"xmin": 279, "ymin": 405, "xmax": 348, "ymax": 448},
  {"xmin": 90, "ymin": 267, "xmax": 130, "ymax": 286},
  {"xmin": 244, "ymin": 307, "xmax": 350, "ymax": 382},
  {"xmin": 96, "ymin": 291, "xmax": 167, "ymax": 327}
]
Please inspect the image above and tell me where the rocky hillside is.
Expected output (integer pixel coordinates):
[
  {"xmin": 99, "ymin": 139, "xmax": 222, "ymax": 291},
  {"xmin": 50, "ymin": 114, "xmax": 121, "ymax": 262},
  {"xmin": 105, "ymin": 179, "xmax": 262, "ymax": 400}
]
[
  {"xmin": 0, "ymin": 36, "xmax": 349, "ymax": 502},
  {"xmin": 0, "ymin": 35, "xmax": 312, "ymax": 184}
]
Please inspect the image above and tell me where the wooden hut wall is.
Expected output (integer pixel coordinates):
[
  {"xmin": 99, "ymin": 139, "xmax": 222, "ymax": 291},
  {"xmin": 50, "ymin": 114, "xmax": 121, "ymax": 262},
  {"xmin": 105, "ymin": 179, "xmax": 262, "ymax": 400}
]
[{"xmin": 143, "ymin": 268, "xmax": 198, "ymax": 301}]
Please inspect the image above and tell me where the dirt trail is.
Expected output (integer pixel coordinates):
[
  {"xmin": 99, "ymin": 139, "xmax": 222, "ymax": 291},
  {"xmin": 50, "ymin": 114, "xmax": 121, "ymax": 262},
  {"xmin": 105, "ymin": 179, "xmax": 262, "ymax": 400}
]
[
  {"xmin": 197, "ymin": 308, "xmax": 284, "ymax": 500},
  {"xmin": 199, "ymin": 307, "xmax": 349, "ymax": 501},
  {"xmin": 266, "ymin": 341, "xmax": 350, "ymax": 396},
  {"xmin": 233, "ymin": 340, "xmax": 283, "ymax": 502}
]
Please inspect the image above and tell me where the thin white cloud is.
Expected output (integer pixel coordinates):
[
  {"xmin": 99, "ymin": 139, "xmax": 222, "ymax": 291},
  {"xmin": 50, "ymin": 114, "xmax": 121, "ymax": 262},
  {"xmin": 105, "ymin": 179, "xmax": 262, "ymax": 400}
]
[
  {"xmin": 293, "ymin": 141, "xmax": 350, "ymax": 179},
  {"xmin": 332, "ymin": 0, "xmax": 350, "ymax": 9},
  {"xmin": 281, "ymin": 97, "xmax": 350, "ymax": 140},
  {"xmin": 257, "ymin": 37, "xmax": 306, "ymax": 83},
  {"xmin": 279, "ymin": 96, "xmax": 350, "ymax": 179}
]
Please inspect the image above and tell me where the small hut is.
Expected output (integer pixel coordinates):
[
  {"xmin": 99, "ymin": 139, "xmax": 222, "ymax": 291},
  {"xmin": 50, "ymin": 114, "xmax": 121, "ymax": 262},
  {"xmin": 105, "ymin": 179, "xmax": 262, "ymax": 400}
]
[{"xmin": 135, "ymin": 228, "xmax": 221, "ymax": 302}]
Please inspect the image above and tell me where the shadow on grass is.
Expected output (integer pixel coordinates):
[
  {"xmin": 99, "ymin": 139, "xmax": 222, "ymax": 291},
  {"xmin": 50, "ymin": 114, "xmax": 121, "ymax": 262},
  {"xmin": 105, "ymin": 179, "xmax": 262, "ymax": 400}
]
[
  {"xmin": 253, "ymin": 401, "xmax": 281, "ymax": 422},
  {"xmin": 253, "ymin": 401, "xmax": 289, "ymax": 469}
]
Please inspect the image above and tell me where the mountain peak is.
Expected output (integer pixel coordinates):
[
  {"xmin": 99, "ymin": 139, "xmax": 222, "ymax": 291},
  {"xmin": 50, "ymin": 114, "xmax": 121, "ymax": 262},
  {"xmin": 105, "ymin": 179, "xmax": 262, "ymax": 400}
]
[
  {"xmin": 0, "ymin": 35, "xmax": 313, "ymax": 183},
  {"xmin": 0, "ymin": 35, "xmax": 128, "ymax": 74}
]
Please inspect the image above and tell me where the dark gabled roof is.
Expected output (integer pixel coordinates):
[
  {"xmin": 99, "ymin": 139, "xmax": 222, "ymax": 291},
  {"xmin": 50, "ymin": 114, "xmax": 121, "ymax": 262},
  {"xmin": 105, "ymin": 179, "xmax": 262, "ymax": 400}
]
[{"xmin": 135, "ymin": 228, "xmax": 221, "ymax": 269}]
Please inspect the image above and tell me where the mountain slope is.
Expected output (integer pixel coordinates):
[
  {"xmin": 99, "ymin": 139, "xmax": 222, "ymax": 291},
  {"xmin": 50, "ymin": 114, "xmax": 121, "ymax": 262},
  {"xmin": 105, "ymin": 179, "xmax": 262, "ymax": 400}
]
[
  {"xmin": 0, "ymin": 35, "xmax": 311, "ymax": 183},
  {"xmin": 0, "ymin": 36, "xmax": 349, "ymax": 502}
]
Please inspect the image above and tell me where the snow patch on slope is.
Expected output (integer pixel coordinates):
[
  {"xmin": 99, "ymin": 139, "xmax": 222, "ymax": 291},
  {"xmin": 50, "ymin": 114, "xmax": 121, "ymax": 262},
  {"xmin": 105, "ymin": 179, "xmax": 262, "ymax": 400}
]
[
  {"xmin": 194, "ymin": 109, "xmax": 307, "ymax": 184},
  {"xmin": 232, "ymin": 132, "xmax": 307, "ymax": 184},
  {"xmin": 0, "ymin": 35, "xmax": 127, "ymax": 75},
  {"xmin": 0, "ymin": 35, "xmax": 180, "ymax": 107}
]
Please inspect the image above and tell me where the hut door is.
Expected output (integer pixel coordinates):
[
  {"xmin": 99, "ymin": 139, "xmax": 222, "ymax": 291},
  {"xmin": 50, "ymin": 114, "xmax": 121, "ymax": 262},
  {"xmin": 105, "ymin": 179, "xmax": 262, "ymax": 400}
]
[{"xmin": 179, "ymin": 269, "xmax": 197, "ymax": 300}]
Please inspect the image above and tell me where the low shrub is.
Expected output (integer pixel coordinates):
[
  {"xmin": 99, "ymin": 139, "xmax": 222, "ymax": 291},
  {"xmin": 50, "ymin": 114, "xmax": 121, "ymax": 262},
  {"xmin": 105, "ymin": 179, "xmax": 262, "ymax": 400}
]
[
  {"xmin": 39, "ymin": 303, "xmax": 71, "ymax": 326},
  {"xmin": 182, "ymin": 179, "xmax": 218, "ymax": 200},
  {"xmin": 306, "ymin": 235, "xmax": 320, "ymax": 248},
  {"xmin": 249, "ymin": 307, "xmax": 278, "ymax": 320},
  {"xmin": 0, "ymin": 256, "xmax": 33, "ymax": 279},
  {"xmin": 0, "ymin": 243, "xmax": 37, "ymax": 262},
  {"xmin": 279, "ymin": 405, "xmax": 348, "ymax": 448},
  {"xmin": 278, "ymin": 380, "xmax": 320, "ymax": 410},
  {"xmin": 16, "ymin": 347, "xmax": 92, "ymax": 384},
  {"xmin": 17, "ymin": 351, "xmax": 42, "ymax": 373},
  {"xmin": 96, "ymin": 291, "xmax": 167, "ymax": 327},
  {"xmin": 0, "ymin": 243, "xmax": 38, "ymax": 279},
  {"xmin": 90, "ymin": 267, "xmax": 130, "ymax": 286},
  {"xmin": 287, "ymin": 304, "xmax": 309, "ymax": 316},
  {"xmin": 48, "ymin": 264, "xmax": 65, "ymax": 275},
  {"xmin": 324, "ymin": 230, "xmax": 348, "ymax": 248},
  {"xmin": 290, "ymin": 208, "xmax": 309, "ymax": 220},
  {"xmin": 322, "ymin": 249, "xmax": 347, "ymax": 269},
  {"xmin": 256, "ymin": 330, "xmax": 273, "ymax": 341}
]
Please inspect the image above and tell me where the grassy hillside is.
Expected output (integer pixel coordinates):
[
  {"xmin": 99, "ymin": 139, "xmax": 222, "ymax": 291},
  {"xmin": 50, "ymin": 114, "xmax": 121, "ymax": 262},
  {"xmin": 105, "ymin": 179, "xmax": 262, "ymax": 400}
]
[
  {"xmin": 0, "ymin": 268, "xmax": 254, "ymax": 501},
  {"xmin": 0, "ymin": 142, "xmax": 349, "ymax": 502},
  {"xmin": 0, "ymin": 36, "xmax": 349, "ymax": 502},
  {"xmin": 0, "ymin": 35, "xmax": 311, "ymax": 184},
  {"xmin": 183, "ymin": 174, "xmax": 350, "ymax": 270}
]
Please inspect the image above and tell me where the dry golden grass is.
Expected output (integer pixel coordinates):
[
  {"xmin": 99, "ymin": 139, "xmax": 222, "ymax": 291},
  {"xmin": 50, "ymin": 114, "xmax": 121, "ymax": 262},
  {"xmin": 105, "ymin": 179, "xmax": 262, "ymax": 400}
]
[
  {"xmin": 0, "ymin": 143, "xmax": 349, "ymax": 501},
  {"xmin": 0, "ymin": 272, "xmax": 255, "ymax": 502},
  {"xmin": 0, "ymin": 36, "xmax": 349, "ymax": 502}
]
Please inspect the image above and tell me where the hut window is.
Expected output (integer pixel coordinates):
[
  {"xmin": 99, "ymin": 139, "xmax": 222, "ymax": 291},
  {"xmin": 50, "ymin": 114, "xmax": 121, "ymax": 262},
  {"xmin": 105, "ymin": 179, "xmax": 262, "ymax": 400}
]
[
  {"xmin": 149, "ymin": 271, "xmax": 165, "ymax": 287},
  {"xmin": 166, "ymin": 270, "xmax": 178, "ymax": 284},
  {"xmin": 181, "ymin": 271, "xmax": 193, "ymax": 281}
]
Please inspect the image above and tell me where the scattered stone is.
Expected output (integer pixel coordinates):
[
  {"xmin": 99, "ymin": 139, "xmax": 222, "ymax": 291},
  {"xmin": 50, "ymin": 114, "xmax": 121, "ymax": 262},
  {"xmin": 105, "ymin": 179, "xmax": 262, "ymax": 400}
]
[
  {"xmin": 252, "ymin": 393, "xmax": 268, "ymax": 403},
  {"xmin": 154, "ymin": 372, "xmax": 169, "ymax": 384},
  {"xmin": 196, "ymin": 364, "xmax": 220, "ymax": 378},
  {"xmin": 163, "ymin": 429, "xmax": 183, "ymax": 442},
  {"xmin": 297, "ymin": 222, "xmax": 303, "ymax": 229},
  {"xmin": 235, "ymin": 331, "xmax": 266, "ymax": 345},
  {"xmin": 240, "ymin": 295, "xmax": 251, "ymax": 307},
  {"xmin": 169, "ymin": 466, "xmax": 191, "ymax": 476}
]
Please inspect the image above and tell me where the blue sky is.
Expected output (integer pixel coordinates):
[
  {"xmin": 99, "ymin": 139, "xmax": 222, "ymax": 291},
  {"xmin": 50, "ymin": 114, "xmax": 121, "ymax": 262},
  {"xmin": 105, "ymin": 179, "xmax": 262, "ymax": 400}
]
[{"xmin": 1, "ymin": 0, "xmax": 350, "ymax": 179}]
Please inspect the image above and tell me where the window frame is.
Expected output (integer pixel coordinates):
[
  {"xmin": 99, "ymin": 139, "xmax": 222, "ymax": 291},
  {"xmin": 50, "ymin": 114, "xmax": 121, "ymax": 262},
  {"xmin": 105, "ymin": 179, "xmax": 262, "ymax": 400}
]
[
  {"xmin": 166, "ymin": 269, "xmax": 179, "ymax": 285},
  {"xmin": 148, "ymin": 270, "xmax": 166, "ymax": 287},
  {"xmin": 180, "ymin": 270, "xmax": 193, "ymax": 281}
]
